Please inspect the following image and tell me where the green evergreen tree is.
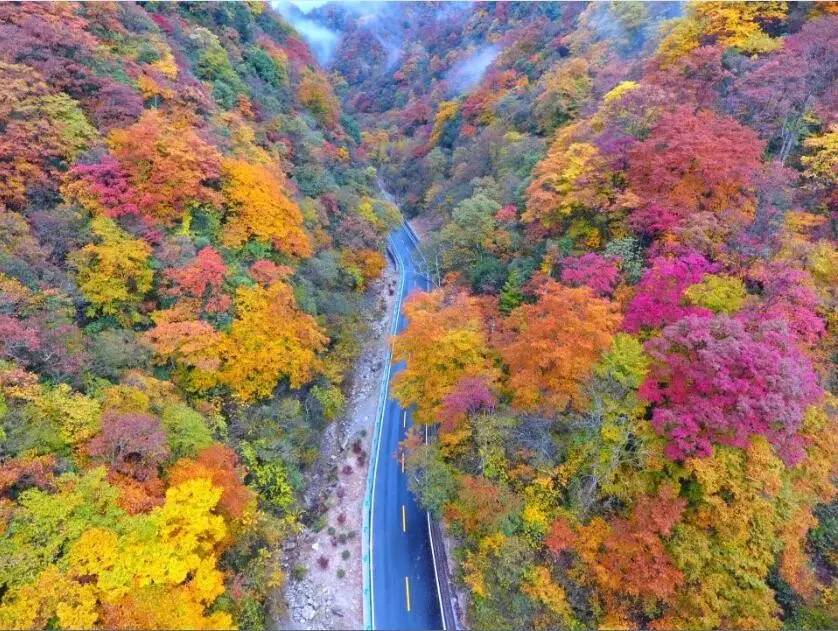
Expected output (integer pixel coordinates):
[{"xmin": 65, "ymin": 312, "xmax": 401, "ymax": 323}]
[{"xmin": 499, "ymin": 268, "xmax": 524, "ymax": 314}]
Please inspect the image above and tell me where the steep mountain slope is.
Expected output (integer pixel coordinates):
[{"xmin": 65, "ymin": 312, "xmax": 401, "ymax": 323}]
[
  {"xmin": 304, "ymin": 2, "xmax": 838, "ymax": 629},
  {"xmin": 1, "ymin": 2, "xmax": 836, "ymax": 629},
  {"xmin": 0, "ymin": 2, "xmax": 397, "ymax": 629}
]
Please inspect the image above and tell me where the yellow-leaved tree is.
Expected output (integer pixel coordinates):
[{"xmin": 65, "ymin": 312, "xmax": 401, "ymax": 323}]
[
  {"xmin": 0, "ymin": 476, "xmax": 233, "ymax": 630},
  {"xmin": 221, "ymin": 158, "xmax": 311, "ymax": 257},
  {"xmin": 524, "ymin": 140, "xmax": 615, "ymax": 231},
  {"xmin": 69, "ymin": 216, "xmax": 153, "ymax": 324},
  {"xmin": 657, "ymin": 1, "xmax": 787, "ymax": 64},
  {"xmin": 218, "ymin": 281, "xmax": 327, "ymax": 401},
  {"xmin": 801, "ymin": 125, "xmax": 838, "ymax": 186}
]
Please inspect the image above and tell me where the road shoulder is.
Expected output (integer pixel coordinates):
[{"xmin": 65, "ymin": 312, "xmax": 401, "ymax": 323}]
[{"xmin": 277, "ymin": 261, "xmax": 399, "ymax": 630}]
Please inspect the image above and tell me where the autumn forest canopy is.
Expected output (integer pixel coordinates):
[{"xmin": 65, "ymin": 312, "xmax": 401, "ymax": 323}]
[
  {"xmin": 0, "ymin": 2, "xmax": 395, "ymax": 628},
  {"xmin": 0, "ymin": 1, "xmax": 835, "ymax": 630}
]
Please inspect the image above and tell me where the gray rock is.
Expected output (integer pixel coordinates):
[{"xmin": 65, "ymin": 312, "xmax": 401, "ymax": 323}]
[
  {"xmin": 331, "ymin": 607, "xmax": 344, "ymax": 617},
  {"xmin": 302, "ymin": 605, "xmax": 315, "ymax": 621}
]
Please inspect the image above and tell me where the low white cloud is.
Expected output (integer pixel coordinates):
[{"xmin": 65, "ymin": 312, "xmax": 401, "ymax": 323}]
[
  {"xmin": 445, "ymin": 45, "xmax": 500, "ymax": 95},
  {"xmin": 273, "ymin": 1, "xmax": 340, "ymax": 64}
]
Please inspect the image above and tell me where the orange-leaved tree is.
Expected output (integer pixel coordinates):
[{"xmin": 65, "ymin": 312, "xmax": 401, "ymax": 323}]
[
  {"xmin": 143, "ymin": 309, "xmax": 224, "ymax": 394},
  {"xmin": 108, "ymin": 110, "xmax": 222, "ymax": 225},
  {"xmin": 392, "ymin": 289, "xmax": 498, "ymax": 424},
  {"xmin": 499, "ymin": 280, "xmax": 620, "ymax": 414},
  {"xmin": 524, "ymin": 139, "xmax": 615, "ymax": 233},
  {"xmin": 168, "ymin": 443, "xmax": 255, "ymax": 522},
  {"xmin": 547, "ymin": 485, "xmax": 686, "ymax": 626}
]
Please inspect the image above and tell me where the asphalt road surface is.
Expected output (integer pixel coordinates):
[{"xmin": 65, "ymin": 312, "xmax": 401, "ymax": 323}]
[{"xmin": 369, "ymin": 226, "xmax": 443, "ymax": 631}]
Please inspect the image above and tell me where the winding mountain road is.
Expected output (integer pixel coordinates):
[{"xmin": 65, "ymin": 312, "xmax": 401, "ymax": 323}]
[{"xmin": 362, "ymin": 225, "xmax": 455, "ymax": 630}]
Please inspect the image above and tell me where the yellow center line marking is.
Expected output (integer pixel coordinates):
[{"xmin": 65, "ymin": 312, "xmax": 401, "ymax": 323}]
[
  {"xmin": 402, "ymin": 505, "xmax": 407, "ymax": 532},
  {"xmin": 402, "ymin": 411, "xmax": 407, "ymax": 428},
  {"xmin": 405, "ymin": 576, "xmax": 411, "ymax": 612}
]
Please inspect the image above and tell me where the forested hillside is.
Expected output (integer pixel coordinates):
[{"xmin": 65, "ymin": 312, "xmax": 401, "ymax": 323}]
[
  {"xmin": 308, "ymin": 2, "xmax": 838, "ymax": 629},
  {"xmin": 0, "ymin": 2, "xmax": 397, "ymax": 628},
  {"xmin": 1, "ymin": 2, "xmax": 835, "ymax": 630}
]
